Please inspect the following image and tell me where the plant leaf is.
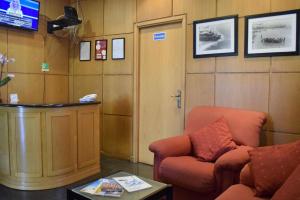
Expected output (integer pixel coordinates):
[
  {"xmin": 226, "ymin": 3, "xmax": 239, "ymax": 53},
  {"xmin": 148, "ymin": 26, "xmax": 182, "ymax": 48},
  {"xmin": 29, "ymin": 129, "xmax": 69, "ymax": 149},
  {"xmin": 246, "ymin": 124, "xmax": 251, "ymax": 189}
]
[{"xmin": 0, "ymin": 77, "xmax": 11, "ymax": 87}]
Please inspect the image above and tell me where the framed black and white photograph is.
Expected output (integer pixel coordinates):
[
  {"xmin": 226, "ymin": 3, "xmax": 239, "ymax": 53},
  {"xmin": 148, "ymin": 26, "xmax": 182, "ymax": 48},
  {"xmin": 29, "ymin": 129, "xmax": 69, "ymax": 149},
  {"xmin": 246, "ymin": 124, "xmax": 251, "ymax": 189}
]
[
  {"xmin": 112, "ymin": 38, "xmax": 125, "ymax": 60},
  {"xmin": 193, "ymin": 15, "xmax": 238, "ymax": 58},
  {"xmin": 79, "ymin": 41, "xmax": 91, "ymax": 61},
  {"xmin": 245, "ymin": 10, "xmax": 300, "ymax": 57}
]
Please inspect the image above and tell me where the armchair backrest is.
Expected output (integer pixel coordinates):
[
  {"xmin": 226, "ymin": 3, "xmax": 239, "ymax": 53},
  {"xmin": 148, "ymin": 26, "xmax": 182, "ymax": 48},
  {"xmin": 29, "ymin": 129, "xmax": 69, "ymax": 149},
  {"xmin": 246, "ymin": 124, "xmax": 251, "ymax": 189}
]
[{"xmin": 184, "ymin": 106, "xmax": 267, "ymax": 147}]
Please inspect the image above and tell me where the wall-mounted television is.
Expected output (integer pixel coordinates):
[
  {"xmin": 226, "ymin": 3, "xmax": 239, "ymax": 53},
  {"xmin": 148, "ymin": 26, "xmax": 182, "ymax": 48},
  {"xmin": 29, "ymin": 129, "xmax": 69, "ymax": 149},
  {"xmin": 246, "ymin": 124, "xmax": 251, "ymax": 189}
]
[{"xmin": 0, "ymin": 0, "xmax": 40, "ymax": 31}]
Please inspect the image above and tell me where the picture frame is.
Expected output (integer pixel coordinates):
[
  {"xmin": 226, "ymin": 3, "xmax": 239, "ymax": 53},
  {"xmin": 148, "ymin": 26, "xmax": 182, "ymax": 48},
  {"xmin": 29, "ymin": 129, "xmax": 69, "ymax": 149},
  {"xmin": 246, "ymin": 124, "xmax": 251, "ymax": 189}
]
[
  {"xmin": 245, "ymin": 10, "xmax": 300, "ymax": 57},
  {"xmin": 193, "ymin": 15, "xmax": 238, "ymax": 58},
  {"xmin": 79, "ymin": 41, "xmax": 91, "ymax": 61},
  {"xmin": 95, "ymin": 40, "xmax": 107, "ymax": 60},
  {"xmin": 112, "ymin": 38, "xmax": 125, "ymax": 60}
]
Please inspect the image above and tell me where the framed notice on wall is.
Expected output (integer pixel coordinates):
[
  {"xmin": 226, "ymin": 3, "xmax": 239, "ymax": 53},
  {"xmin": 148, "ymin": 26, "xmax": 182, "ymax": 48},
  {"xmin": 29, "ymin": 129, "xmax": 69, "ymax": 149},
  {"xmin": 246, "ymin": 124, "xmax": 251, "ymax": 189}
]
[
  {"xmin": 80, "ymin": 41, "xmax": 91, "ymax": 61},
  {"xmin": 95, "ymin": 40, "xmax": 107, "ymax": 60},
  {"xmin": 112, "ymin": 38, "xmax": 125, "ymax": 60}
]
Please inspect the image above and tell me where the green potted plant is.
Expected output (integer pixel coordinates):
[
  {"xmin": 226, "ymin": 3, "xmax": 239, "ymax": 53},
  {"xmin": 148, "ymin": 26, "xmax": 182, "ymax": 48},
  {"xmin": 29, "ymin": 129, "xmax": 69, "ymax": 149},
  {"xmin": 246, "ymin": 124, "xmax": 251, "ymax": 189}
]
[{"xmin": 0, "ymin": 53, "xmax": 15, "ymax": 103}]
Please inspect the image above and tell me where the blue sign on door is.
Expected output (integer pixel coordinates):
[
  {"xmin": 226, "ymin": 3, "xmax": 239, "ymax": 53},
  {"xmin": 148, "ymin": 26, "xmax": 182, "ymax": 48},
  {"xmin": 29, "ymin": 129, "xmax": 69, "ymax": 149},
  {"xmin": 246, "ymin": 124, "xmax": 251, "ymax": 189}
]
[{"xmin": 153, "ymin": 32, "xmax": 166, "ymax": 41}]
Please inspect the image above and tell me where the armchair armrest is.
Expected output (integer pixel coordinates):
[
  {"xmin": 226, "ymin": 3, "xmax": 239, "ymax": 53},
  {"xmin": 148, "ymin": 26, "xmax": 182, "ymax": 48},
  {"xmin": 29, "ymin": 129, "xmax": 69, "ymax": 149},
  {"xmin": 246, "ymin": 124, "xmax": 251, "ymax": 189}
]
[
  {"xmin": 149, "ymin": 135, "xmax": 192, "ymax": 181},
  {"xmin": 214, "ymin": 146, "xmax": 253, "ymax": 194},
  {"xmin": 149, "ymin": 135, "xmax": 192, "ymax": 158},
  {"xmin": 215, "ymin": 146, "xmax": 253, "ymax": 172}
]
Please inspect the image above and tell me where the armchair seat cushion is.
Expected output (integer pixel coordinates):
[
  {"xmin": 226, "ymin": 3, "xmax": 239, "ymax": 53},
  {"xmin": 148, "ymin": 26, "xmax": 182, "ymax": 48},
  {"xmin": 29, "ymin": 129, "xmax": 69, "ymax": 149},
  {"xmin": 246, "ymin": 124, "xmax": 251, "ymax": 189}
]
[
  {"xmin": 159, "ymin": 156, "xmax": 215, "ymax": 193},
  {"xmin": 216, "ymin": 184, "xmax": 268, "ymax": 200}
]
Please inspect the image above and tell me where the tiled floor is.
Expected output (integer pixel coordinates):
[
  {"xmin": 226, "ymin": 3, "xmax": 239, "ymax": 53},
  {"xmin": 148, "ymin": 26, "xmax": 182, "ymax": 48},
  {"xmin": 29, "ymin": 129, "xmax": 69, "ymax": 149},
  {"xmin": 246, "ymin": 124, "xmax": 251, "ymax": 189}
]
[{"xmin": 0, "ymin": 155, "xmax": 153, "ymax": 200}]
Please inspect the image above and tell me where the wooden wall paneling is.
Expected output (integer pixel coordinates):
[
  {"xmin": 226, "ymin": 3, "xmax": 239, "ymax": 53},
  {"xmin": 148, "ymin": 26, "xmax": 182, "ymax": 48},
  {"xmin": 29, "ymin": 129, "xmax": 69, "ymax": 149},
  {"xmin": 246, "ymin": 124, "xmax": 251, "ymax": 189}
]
[
  {"xmin": 271, "ymin": 0, "xmax": 300, "ymax": 12},
  {"xmin": 37, "ymin": 0, "xmax": 46, "ymax": 17},
  {"xmin": 0, "ymin": 83, "xmax": 8, "ymax": 103},
  {"xmin": 73, "ymin": 75, "xmax": 102, "ymax": 102},
  {"xmin": 45, "ymin": 75, "xmax": 69, "ymax": 104},
  {"xmin": 45, "ymin": 0, "xmax": 70, "ymax": 20},
  {"xmin": 77, "ymin": 108, "xmax": 99, "ymax": 169},
  {"xmin": 216, "ymin": 18, "xmax": 271, "ymax": 73},
  {"xmin": 37, "ymin": 15, "xmax": 47, "ymax": 37},
  {"xmin": 69, "ymin": 75, "xmax": 74, "ymax": 103},
  {"xmin": 0, "ymin": 111, "xmax": 9, "ymax": 175},
  {"xmin": 102, "ymin": 115, "xmax": 132, "ymax": 160},
  {"xmin": 45, "ymin": 35, "xmax": 69, "ymax": 75},
  {"xmin": 103, "ymin": 75, "xmax": 133, "ymax": 115},
  {"xmin": 215, "ymin": 73, "xmax": 269, "ymax": 112},
  {"xmin": 261, "ymin": 131, "xmax": 300, "ymax": 146},
  {"xmin": 0, "ymin": 29, "xmax": 7, "ymax": 73},
  {"xmin": 74, "ymin": 0, "xmax": 104, "ymax": 37},
  {"xmin": 217, "ymin": 0, "xmax": 270, "ymax": 17},
  {"xmin": 173, "ymin": 0, "xmax": 216, "ymax": 24},
  {"xmin": 269, "ymin": 73, "xmax": 300, "ymax": 133},
  {"xmin": 103, "ymin": 34, "xmax": 134, "ymax": 75},
  {"xmin": 104, "ymin": 0, "xmax": 136, "ymax": 35},
  {"xmin": 73, "ymin": 38, "xmax": 103, "ymax": 75},
  {"xmin": 271, "ymin": 57, "xmax": 300, "ymax": 72},
  {"xmin": 7, "ymin": 74, "xmax": 44, "ymax": 104},
  {"xmin": 46, "ymin": 110, "xmax": 76, "ymax": 176},
  {"xmin": 185, "ymin": 74, "xmax": 215, "ymax": 115},
  {"xmin": 69, "ymin": 40, "xmax": 75, "ymax": 75},
  {"xmin": 137, "ymin": 0, "xmax": 173, "ymax": 22},
  {"xmin": 7, "ymin": 30, "xmax": 44, "ymax": 73},
  {"xmin": 0, "ymin": 29, "xmax": 8, "ymax": 103},
  {"xmin": 186, "ymin": 25, "xmax": 215, "ymax": 73},
  {"xmin": 9, "ymin": 112, "xmax": 43, "ymax": 178}
]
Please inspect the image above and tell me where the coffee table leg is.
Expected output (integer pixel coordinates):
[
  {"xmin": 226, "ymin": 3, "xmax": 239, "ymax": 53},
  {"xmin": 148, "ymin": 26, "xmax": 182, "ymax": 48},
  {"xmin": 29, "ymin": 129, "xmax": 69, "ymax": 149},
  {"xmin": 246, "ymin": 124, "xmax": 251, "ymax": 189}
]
[
  {"xmin": 67, "ymin": 189, "xmax": 73, "ymax": 200},
  {"xmin": 143, "ymin": 185, "xmax": 173, "ymax": 200},
  {"xmin": 166, "ymin": 185, "xmax": 173, "ymax": 200},
  {"xmin": 67, "ymin": 189, "xmax": 90, "ymax": 200}
]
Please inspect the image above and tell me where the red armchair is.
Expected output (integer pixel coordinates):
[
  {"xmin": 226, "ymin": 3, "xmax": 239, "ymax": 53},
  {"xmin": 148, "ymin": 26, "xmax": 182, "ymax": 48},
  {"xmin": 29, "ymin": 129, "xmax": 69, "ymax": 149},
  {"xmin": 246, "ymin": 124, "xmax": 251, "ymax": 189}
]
[{"xmin": 149, "ymin": 106, "xmax": 267, "ymax": 200}]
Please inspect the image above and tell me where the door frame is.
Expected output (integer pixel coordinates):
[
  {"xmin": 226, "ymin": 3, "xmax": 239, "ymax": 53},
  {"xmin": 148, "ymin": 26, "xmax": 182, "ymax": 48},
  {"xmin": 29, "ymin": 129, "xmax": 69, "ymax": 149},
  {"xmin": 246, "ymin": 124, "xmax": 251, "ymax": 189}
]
[{"xmin": 132, "ymin": 15, "xmax": 187, "ymax": 163}]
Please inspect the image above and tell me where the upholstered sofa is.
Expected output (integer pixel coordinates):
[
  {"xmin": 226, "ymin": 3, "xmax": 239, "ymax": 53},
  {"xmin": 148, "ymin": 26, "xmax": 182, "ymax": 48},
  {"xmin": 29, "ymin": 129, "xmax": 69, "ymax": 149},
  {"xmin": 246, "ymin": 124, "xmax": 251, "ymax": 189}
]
[{"xmin": 149, "ymin": 106, "xmax": 267, "ymax": 200}]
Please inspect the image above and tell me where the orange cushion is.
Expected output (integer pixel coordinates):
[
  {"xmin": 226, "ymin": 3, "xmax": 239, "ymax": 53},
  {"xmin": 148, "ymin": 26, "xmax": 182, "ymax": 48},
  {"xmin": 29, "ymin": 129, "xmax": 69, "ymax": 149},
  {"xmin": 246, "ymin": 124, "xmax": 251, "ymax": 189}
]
[
  {"xmin": 271, "ymin": 164, "xmax": 300, "ymax": 200},
  {"xmin": 249, "ymin": 140, "xmax": 300, "ymax": 197},
  {"xmin": 185, "ymin": 106, "xmax": 267, "ymax": 147},
  {"xmin": 189, "ymin": 117, "xmax": 237, "ymax": 162},
  {"xmin": 159, "ymin": 156, "xmax": 215, "ymax": 193}
]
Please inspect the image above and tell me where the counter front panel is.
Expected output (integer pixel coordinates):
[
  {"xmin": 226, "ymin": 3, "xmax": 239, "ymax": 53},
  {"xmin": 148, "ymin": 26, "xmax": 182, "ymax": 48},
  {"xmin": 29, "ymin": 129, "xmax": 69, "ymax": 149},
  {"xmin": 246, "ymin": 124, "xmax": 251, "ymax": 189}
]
[{"xmin": 0, "ymin": 103, "xmax": 101, "ymax": 190}]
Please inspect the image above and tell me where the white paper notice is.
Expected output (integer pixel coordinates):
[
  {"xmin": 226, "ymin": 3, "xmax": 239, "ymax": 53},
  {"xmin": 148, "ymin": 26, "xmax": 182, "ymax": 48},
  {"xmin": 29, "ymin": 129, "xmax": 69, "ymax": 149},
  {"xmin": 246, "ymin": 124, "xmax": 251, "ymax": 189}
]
[
  {"xmin": 80, "ymin": 41, "xmax": 91, "ymax": 61},
  {"xmin": 112, "ymin": 38, "xmax": 125, "ymax": 59}
]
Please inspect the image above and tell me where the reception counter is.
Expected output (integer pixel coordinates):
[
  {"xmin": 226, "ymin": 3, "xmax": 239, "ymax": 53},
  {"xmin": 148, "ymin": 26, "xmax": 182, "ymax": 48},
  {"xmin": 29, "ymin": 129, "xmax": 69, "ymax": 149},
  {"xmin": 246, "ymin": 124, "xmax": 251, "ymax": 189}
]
[{"xmin": 0, "ymin": 102, "xmax": 101, "ymax": 190}]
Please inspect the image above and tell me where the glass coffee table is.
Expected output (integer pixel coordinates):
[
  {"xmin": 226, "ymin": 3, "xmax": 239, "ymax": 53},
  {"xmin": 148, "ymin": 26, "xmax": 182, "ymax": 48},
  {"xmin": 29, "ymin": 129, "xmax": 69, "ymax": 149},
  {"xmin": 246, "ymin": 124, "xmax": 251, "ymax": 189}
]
[{"xmin": 67, "ymin": 171, "xmax": 173, "ymax": 200}]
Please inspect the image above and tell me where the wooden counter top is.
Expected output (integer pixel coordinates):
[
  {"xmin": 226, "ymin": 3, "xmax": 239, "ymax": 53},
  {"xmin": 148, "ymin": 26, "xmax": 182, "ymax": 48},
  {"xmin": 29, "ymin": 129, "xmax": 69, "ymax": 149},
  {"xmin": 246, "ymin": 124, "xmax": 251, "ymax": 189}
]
[{"xmin": 0, "ymin": 101, "xmax": 101, "ymax": 108}]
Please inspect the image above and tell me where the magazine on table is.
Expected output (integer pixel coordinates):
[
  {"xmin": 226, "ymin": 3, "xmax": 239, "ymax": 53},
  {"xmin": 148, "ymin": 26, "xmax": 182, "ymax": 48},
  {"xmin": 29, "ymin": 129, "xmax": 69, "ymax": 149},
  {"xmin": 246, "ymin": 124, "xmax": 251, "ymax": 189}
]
[
  {"xmin": 113, "ymin": 176, "xmax": 152, "ymax": 192},
  {"xmin": 80, "ymin": 178, "xmax": 124, "ymax": 197}
]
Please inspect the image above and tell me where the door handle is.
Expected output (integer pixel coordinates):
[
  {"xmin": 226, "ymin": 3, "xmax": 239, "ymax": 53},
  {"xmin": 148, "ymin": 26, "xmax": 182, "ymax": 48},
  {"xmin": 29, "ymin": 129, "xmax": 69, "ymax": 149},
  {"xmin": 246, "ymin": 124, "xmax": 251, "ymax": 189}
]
[{"xmin": 171, "ymin": 90, "xmax": 182, "ymax": 109}]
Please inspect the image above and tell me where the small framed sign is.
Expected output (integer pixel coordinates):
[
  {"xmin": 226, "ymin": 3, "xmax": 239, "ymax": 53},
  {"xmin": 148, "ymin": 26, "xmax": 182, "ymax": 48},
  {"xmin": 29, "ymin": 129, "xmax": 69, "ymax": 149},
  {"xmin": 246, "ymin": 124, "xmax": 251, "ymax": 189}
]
[
  {"xmin": 95, "ymin": 40, "xmax": 107, "ymax": 60},
  {"xmin": 112, "ymin": 38, "xmax": 125, "ymax": 60},
  {"xmin": 245, "ymin": 10, "xmax": 300, "ymax": 57},
  {"xmin": 80, "ymin": 41, "xmax": 91, "ymax": 61},
  {"xmin": 153, "ymin": 32, "xmax": 166, "ymax": 41}
]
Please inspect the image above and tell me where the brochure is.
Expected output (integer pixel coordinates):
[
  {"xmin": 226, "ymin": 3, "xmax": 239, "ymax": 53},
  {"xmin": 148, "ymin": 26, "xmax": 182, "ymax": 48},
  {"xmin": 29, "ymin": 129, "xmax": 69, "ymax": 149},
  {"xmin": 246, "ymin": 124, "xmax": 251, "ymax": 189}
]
[
  {"xmin": 80, "ymin": 178, "xmax": 124, "ymax": 197},
  {"xmin": 113, "ymin": 176, "xmax": 152, "ymax": 192}
]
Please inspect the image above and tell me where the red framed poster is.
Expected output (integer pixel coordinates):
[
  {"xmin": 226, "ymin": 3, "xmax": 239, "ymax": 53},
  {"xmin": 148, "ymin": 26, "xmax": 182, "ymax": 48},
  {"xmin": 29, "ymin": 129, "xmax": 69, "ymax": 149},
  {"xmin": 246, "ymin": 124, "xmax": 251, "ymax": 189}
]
[{"xmin": 95, "ymin": 40, "xmax": 107, "ymax": 60}]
